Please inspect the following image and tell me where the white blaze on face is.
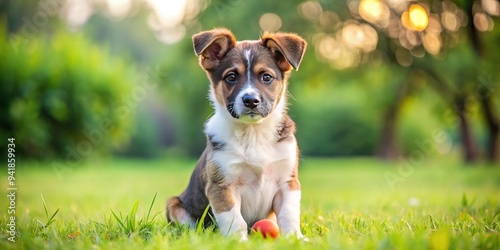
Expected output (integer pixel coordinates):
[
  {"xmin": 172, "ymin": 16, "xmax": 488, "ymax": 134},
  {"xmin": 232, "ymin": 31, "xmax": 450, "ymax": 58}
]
[
  {"xmin": 244, "ymin": 49, "xmax": 252, "ymax": 84},
  {"xmin": 234, "ymin": 49, "xmax": 262, "ymax": 121}
]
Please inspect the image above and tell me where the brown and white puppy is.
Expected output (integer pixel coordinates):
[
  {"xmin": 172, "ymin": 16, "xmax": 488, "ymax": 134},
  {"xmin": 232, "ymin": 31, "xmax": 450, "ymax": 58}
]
[{"xmin": 166, "ymin": 28, "xmax": 307, "ymax": 241}]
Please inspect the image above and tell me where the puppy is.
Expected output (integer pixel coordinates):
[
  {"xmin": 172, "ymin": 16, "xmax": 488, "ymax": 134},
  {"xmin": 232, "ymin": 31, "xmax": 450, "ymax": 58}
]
[{"xmin": 166, "ymin": 28, "xmax": 307, "ymax": 241}]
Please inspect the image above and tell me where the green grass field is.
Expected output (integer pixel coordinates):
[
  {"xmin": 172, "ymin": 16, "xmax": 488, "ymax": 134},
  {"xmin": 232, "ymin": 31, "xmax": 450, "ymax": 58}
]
[{"xmin": 1, "ymin": 157, "xmax": 499, "ymax": 249}]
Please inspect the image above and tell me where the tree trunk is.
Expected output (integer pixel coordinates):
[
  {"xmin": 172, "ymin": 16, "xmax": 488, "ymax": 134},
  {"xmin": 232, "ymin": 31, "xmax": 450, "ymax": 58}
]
[
  {"xmin": 480, "ymin": 97, "xmax": 500, "ymax": 163},
  {"xmin": 377, "ymin": 80, "xmax": 408, "ymax": 160},
  {"xmin": 455, "ymin": 96, "xmax": 478, "ymax": 163},
  {"xmin": 378, "ymin": 106, "xmax": 399, "ymax": 160}
]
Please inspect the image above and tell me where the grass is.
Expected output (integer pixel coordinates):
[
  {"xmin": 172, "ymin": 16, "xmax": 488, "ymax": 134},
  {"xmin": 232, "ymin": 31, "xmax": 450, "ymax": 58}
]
[{"xmin": 0, "ymin": 156, "xmax": 499, "ymax": 249}]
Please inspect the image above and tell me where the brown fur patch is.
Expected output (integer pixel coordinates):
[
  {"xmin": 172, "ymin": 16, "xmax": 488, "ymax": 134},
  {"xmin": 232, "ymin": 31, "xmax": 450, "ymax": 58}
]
[
  {"xmin": 278, "ymin": 115, "xmax": 296, "ymax": 142},
  {"xmin": 166, "ymin": 196, "xmax": 186, "ymax": 223},
  {"xmin": 206, "ymin": 183, "xmax": 234, "ymax": 213},
  {"xmin": 260, "ymin": 32, "xmax": 307, "ymax": 71},
  {"xmin": 205, "ymin": 162, "xmax": 235, "ymax": 213},
  {"xmin": 193, "ymin": 28, "xmax": 236, "ymax": 70},
  {"xmin": 266, "ymin": 211, "xmax": 277, "ymax": 222},
  {"xmin": 288, "ymin": 178, "xmax": 301, "ymax": 191}
]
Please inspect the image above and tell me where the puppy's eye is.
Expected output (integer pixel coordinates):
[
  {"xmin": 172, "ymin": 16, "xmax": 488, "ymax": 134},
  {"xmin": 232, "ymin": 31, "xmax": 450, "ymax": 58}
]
[
  {"xmin": 224, "ymin": 72, "xmax": 237, "ymax": 84},
  {"xmin": 262, "ymin": 74, "xmax": 273, "ymax": 84}
]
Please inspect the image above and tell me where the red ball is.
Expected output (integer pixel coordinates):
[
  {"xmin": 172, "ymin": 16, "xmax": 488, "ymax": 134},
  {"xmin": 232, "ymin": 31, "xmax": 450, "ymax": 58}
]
[{"xmin": 251, "ymin": 219, "xmax": 280, "ymax": 239}]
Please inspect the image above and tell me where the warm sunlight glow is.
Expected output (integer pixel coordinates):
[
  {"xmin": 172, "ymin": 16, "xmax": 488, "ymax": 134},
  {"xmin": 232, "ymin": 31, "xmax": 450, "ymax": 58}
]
[
  {"xmin": 441, "ymin": 11, "xmax": 459, "ymax": 31},
  {"xmin": 63, "ymin": 0, "xmax": 93, "ymax": 27},
  {"xmin": 146, "ymin": 0, "xmax": 189, "ymax": 44},
  {"xmin": 474, "ymin": 12, "xmax": 494, "ymax": 32},
  {"xmin": 359, "ymin": 0, "xmax": 383, "ymax": 22},
  {"xmin": 105, "ymin": 0, "xmax": 131, "ymax": 19},
  {"xmin": 482, "ymin": 0, "xmax": 500, "ymax": 16},
  {"xmin": 147, "ymin": 0, "xmax": 187, "ymax": 28},
  {"xmin": 408, "ymin": 4, "xmax": 428, "ymax": 31},
  {"xmin": 259, "ymin": 13, "xmax": 282, "ymax": 32},
  {"xmin": 298, "ymin": 1, "xmax": 323, "ymax": 21},
  {"xmin": 423, "ymin": 33, "xmax": 441, "ymax": 55}
]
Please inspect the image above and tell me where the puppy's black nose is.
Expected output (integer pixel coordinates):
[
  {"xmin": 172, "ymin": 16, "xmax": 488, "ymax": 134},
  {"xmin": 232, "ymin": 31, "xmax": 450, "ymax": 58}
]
[{"xmin": 242, "ymin": 94, "xmax": 260, "ymax": 109}]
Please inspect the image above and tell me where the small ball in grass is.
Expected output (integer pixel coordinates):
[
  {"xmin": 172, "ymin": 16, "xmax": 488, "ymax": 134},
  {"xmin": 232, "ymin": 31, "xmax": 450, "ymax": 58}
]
[{"xmin": 251, "ymin": 219, "xmax": 279, "ymax": 239}]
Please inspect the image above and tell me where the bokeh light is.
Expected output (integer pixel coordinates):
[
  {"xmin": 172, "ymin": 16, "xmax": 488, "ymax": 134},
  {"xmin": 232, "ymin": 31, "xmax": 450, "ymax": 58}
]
[
  {"xmin": 441, "ymin": 11, "xmax": 459, "ymax": 31},
  {"xmin": 474, "ymin": 12, "xmax": 494, "ymax": 31},
  {"xmin": 423, "ymin": 33, "xmax": 442, "ymax": 55},
  {"xmin": 359, "ymin": 0, "xmax": 384, "ymax": 23},
  {"xmin": 408, "ymin": 4, "xmax": 429, "ymax": 31},
  {"xmin": 298, "ymin": 1, "xmax": 323, "ymax": 21},
  {"xmin": 61, "ymin": 0, "xmax": 93, "ymax": 27},
  {"xmin": 259, "ymin": 13, "xmax": 282, "ymax": 32},
  {"xmin": 482, "ymin": 0, "xmax": 500, "ymax": 16},
  {"xmin": 105, "ymin": 0, "xmax": 132, "ymax": 19},
  {"xmin": 147, "ymin": 0, "xmax": 186, "ymax": 28},
  {"xmin": 319, "ymin": 11, "xmax": 340, "ymax": 30},
  {"xmin": 298, "ymin": 0, "xmax": 498, "ymax": 68}
]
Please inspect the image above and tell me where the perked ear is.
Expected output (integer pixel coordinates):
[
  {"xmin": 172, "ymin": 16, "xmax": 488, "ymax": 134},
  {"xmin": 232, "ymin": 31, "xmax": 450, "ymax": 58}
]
[
  {"xmin": 261, "ymin": 32, "xmax": 307, "ymax": 71},
  {"xmin": 192, "ymin": 28, "xmax": 236, "ymax": 70}
]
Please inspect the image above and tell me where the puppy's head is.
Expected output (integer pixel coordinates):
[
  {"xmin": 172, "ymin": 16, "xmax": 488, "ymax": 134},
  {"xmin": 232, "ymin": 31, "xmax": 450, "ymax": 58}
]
[{"xmin": 193, "ymin": 28, "xmax": 306, "ymax": 124}]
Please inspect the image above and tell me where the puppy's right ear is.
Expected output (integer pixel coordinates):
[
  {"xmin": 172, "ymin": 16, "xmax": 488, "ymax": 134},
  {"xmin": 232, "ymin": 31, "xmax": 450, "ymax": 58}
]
[{"xmin": 192, "ymin": 28, "xmax": 236, "ymax": 70}]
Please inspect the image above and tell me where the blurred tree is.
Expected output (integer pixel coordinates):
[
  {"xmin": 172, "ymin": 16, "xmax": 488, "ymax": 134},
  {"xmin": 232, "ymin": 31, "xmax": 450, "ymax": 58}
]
[
  {"xmin": 0, "ymin": 22, "xmax": 136, "ymax": 160},
  {"xmin": 294, "ymin": 0, "xmax": 500, "ymax": 163}
]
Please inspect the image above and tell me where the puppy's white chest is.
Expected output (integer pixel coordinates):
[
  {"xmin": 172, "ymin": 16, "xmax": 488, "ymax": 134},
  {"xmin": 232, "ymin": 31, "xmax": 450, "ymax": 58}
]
[
  {"xmin": 214, "ymin": 138, "xmax": 296, "ymax": 180},
  {"xmin": 213, "ymin": 139, "xmax": 297, "ymax": 223},
  {"xmin": 224, "ymin": 162, "xmax": 277, "ymax": 223}
]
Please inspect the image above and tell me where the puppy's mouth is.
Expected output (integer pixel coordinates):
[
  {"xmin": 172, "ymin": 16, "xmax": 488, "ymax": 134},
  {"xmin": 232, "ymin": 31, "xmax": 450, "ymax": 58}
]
[
  {"xmin": 226, "ymin": 103, "xmax": 269, "ymax": 121},
  {"xmin": 245, "ymin": 111, "xmax": 268, "ymax": 118}
]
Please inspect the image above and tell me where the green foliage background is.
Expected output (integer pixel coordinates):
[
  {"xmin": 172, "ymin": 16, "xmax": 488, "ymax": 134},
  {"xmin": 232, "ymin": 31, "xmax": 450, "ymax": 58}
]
[{"xmin": 0, "ymin": 22, "xmax": 136, "ymax": 159}]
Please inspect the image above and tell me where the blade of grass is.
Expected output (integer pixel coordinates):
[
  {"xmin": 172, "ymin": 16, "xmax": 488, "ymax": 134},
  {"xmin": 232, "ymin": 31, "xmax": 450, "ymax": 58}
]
[
  {"xmin": 45, "ymin": 208, "xmax": 60, "ymax": 227},
  {"xmin": 110, "ymin": 208, "xmax": 126, "ymax": 232},
  {"xmin": 39, "ymin": 194, "xmax": 60, "ymax": 227},
  {"xmin": 196, "ymin": 204, "xmax": 211, "ymax": 232},
  {"xmin": 492, "ymin": 209, "xmax": 500, "ymax": 224},
  {"xmin": 41, "ymin": 194, "xmax": 49, "ymax": 219},
  {"xmin": 128, "ymin": 201, "xmax": 139, "ymax": 232},
  {"xmin": 145, "ymin": 193, "xmax": 158, "ymax": 223},
  {"xmin": 429, "ymin": 214, "xmax": 438, "ymax": 230}
]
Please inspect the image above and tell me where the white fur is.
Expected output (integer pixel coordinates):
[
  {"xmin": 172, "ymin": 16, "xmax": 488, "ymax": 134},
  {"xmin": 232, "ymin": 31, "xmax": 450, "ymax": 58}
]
[
  {"xmin": 213, "ymin": 207, "xmax": 248, "ymax": 241},
  {"xmin": 206, "ymin": 88, "xmax": 301, "ymax": 239},
  {"xmin": 244, "ymin": 49, "xmax": 252, "ymax": 82},
  {"xmin": 276, "ymin": 190, "xmax": 304, "ymax": 238},
  {"xmin": 174, "ymin": 208, "xmax": 197, "ymax": 229}
]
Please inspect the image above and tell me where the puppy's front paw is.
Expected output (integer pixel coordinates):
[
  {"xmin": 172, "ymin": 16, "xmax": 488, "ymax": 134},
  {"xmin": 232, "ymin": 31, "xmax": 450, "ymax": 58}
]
[
  {"xmin": 297, "ymin": 234, "xmax": 310, "ymax": 242},
  {"xmin": 239, "ymin": 234, "xmax": 249, "ymax": 242},
  {"xmin": 284, "ymin": 231, "xmax": 309, "ymax": 242}
]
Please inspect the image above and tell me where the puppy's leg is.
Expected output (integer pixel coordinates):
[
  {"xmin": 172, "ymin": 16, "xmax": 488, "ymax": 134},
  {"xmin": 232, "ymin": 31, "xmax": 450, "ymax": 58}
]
[
  {"xmin": 207, "ymin": 183, "xmax": 248, "ymax": 241},
  {"xmin": 166, "ymin": 196, "xmax": 196, "ymax": 228},
  {"xmin": 273, "ymin": 178, "xmax": 306, "ymax": 239}
]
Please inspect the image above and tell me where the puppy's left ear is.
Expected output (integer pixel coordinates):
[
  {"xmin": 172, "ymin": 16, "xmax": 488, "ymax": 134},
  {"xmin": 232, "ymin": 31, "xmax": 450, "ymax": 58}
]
[
  {"xmin": 261, "ymin": 32, "xmax": 307, "ymax": 71},
  {"xmin": 193, "ymin": 28, "xmax": 236, "ymax": 70}
]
